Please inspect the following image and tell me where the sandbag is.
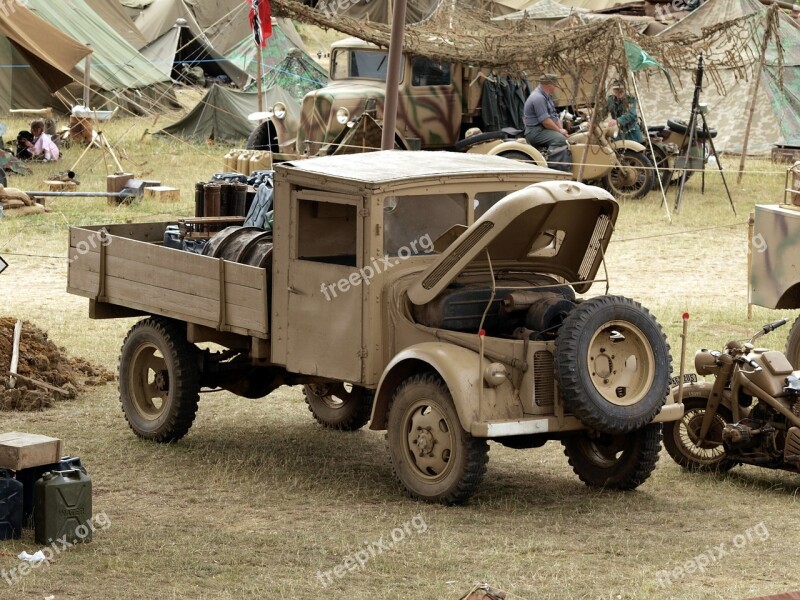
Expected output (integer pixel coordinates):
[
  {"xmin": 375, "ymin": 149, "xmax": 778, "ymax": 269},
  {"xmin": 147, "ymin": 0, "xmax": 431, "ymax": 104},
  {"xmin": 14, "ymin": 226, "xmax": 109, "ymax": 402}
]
[
  {"xmin": 3, "ymin": 204, "xmax": 46, "ymax": 218},
  {"xmin": 0, "ymin": 185, "xmax": 33, "ymax": 206},
  {"xmin": 1, "ymin": 198, "xmax": 25, "ymax": 209}
]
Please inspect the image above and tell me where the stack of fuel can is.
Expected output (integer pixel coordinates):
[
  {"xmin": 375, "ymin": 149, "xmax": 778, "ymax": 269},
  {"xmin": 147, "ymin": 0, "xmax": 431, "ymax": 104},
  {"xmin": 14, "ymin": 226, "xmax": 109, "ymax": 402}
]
[
  {"xmin": 1, "ymin": 456, "xmax": 91, "ymax": 544},
  {"xmin": 194, "ymin": 181, "xmax": 250, "ymax": 219}
]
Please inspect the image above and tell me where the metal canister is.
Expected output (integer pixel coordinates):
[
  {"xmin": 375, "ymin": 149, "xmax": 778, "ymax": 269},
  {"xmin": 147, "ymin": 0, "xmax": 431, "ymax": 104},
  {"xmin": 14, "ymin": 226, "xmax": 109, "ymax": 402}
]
[
  {"xmin": 220, "ymin": 183, "xmax": 233, "ymax": 217},
  {"xmin": 194, "ymin": 182, "xmax": 206, "ymax": 218},
  {"xmin": 233, "ymin": 183, "xmax": 248, "ymax": 217},
  {"xmin": 203, "ymin": 183, "xmax": 221, "ymax": 217},
  {"xmin": 34, "ymin": 469, "xmax": 92, "ymax": 545},
  {"xmin": 0, "ymin": 468, "xmax": 22, "ymax": 540}
]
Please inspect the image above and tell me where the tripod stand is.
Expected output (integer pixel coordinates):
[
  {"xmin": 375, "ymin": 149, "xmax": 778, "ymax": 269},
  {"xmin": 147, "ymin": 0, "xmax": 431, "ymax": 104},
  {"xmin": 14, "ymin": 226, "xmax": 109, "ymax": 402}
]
[{"xmin": 674, "ymin": 54, "xmax": 736, "ymax": 215}]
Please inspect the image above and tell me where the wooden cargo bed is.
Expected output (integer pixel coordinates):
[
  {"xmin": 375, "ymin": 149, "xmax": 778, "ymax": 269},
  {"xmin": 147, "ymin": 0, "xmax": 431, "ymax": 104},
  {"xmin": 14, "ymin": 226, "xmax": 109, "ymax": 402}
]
[{"xmin": 67, "ymin": 222, "xmax": 269, "ymax": 339}]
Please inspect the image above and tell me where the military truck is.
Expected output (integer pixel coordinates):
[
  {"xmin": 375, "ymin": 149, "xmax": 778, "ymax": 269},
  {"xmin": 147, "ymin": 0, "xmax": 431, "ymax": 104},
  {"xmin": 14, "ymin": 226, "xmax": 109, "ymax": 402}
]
[
  {"xmin": 248, "ymin": 37, "xmax": 488, "ymax": 159},
  {"xmin": 67, "ymin": 151, "xmax": 681, "ymax": 504},
  {"xmin": 750, "ymin": 194, "xmax": 800, "ymax": 367}
]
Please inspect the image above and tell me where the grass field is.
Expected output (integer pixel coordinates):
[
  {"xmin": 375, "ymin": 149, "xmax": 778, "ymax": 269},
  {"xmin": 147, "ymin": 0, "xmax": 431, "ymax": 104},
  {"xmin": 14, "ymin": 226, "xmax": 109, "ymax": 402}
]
[{"xmin": 1, "ymin": 113, "xmax": 799, "ymax": 600}]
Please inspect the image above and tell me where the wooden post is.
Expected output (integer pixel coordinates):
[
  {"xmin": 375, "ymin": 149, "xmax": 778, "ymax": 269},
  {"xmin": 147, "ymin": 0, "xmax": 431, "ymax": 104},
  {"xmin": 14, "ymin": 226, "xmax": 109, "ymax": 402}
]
[
  {"xmin": 381, "ymin": 0, "xmax": 408, "ymax": 150},
  {"xmin": 256, "ymin": 45, "xmax": 264, "ymax": 114},
  {"xmin": 576, "ymin": 51, "xmax": 611, "ymax": 183},
  {"xmin": 83, "ymin": 48, "xmax": 92, "ymax": 108},
  {"xmin": 747, "ymin": 211, "xmax": 755, "ymax": 319},
  {"xmin": 738, "ymin": 7, "xmax": 774, "ymax": 183},
  {"xmin": 8, "ymin": 320, "xmax": 21, "ymax": 389}
]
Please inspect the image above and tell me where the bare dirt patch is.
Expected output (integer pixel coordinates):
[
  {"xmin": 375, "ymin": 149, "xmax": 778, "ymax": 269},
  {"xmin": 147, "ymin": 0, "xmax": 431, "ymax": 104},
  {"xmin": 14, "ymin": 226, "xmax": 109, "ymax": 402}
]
[{"xmin": 0, "ymin": 316, "xmax": 115, "ymax": 411}]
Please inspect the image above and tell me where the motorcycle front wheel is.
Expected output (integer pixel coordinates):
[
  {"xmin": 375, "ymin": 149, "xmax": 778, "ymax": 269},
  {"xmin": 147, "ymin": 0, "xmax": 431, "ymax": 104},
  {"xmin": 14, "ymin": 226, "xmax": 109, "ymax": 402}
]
[
  {"xmin": 603, "ymin": 149, "xmax": 654, "ymax": 200},
  {"xmin": 663, "ymin": 395, "xmax": 736, "ymax": 472}
]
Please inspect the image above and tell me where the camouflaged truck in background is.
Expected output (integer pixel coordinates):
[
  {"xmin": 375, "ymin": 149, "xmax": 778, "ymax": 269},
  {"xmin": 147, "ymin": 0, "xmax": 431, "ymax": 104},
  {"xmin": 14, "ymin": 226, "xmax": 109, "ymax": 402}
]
[
  {"xmin": 751, "ymin": 191, "xmax": 800, "ymax": 368},
  {"xmin": 247, "ymin": 37, "xmax": 485, "ymax": 159}
]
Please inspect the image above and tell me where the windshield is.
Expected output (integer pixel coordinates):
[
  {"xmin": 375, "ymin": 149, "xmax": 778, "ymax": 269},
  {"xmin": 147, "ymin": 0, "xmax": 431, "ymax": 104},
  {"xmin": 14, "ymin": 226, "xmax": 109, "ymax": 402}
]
[
  {"xmin": 383, "ymin": 194, "xmax": 467, "ymax": 256},
  {"xmin": 331, "ymin": 49, "xmax": 396, "ymax": 81}
]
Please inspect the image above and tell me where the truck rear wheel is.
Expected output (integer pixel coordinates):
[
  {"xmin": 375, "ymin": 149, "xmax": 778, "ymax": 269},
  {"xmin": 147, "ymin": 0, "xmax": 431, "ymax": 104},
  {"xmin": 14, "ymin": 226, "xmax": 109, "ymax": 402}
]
[
  {"xmin": 786, "ymin": 315, "xmax": 800, "ymax": 368},
  {"xmin": 554, "ymin": 296, "xmax": 671, "ymax": 434},
  {"xmin": 303, "ymin": 383, "xmax": 373, "ymax": 431},
  {"xmin": 562, "ymin": 424, "xmax": 662, "ymax": 490},
  {"xmin": 119, "ymin": 317, "xmax": 200, "ymax": 442},
  {"xmin": 387, "ymin": 374, "xmax": 488, "ymax": 504}
]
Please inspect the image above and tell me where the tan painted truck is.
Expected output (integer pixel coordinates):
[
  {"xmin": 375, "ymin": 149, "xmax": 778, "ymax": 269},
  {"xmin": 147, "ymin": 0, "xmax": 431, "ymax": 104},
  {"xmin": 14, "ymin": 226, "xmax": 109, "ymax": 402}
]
[{"xmin": 67, "ymin": 151, "xmax": 682, "ymax": 504}]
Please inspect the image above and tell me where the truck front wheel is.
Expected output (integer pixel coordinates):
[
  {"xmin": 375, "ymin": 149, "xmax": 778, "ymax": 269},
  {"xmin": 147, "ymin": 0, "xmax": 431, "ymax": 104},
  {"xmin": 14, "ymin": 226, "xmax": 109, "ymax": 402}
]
[
  {"xmin": 386, "ymin": 374, "xmax": 488, "ymax": 504},
  {"xmin": 119, "ymin": 317, "xmax": 200, "ymax": 443},
  {"xmin": 303, "ymin": 383, "xmax": 373, "ymax": 431},
  {"xmin": 562, "ymin": 424, "xmax": 662, "ymax": 490}
]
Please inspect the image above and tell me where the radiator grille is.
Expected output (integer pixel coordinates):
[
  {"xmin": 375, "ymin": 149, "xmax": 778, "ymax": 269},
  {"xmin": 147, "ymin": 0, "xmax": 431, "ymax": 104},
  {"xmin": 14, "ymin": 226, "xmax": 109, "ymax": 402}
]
[
  {"xmin": 422, "ymin": 221, "xmax": 495, "ymax": 290},
  {"xmin": 577, "ymin": 214, "xmax": 611, "ymax": 281},
  {"xmin": 533, "ymin": 350, "xmax": 555, "ymax": 407}
]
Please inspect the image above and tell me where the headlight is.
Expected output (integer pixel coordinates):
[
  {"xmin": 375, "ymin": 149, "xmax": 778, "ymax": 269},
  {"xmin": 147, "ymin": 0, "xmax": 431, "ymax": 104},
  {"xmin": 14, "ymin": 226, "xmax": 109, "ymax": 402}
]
[
  {"xmin": 336, "ymin": 107, "xmax": 350, "ymax": 125},
  {"xmin": 273, "ymin": 102, "xmax": 286, "ymax": 120}
]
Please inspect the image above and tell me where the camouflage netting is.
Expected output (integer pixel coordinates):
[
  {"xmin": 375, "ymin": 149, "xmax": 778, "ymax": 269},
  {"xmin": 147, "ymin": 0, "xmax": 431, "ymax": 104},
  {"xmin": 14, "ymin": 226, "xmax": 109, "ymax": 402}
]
[
  {"xmin": 0, "ymin": 318, "xmax": 115, "ymax": 411},
  {"xmin": 271, "ymin": 0, "xmax": 786, "ymax": 102}
]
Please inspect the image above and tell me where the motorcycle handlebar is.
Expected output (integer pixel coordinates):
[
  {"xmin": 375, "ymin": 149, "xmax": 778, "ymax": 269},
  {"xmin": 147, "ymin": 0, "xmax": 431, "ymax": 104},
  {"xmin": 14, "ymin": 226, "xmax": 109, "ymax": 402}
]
[{"xmin": 762, "ymin": 319, "xmax": 788, "ymax": 334}]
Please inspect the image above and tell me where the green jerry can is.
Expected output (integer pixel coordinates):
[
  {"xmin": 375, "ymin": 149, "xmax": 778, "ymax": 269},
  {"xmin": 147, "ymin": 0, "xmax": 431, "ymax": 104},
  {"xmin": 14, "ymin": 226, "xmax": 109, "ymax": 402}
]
[{"xmin": 34, "ymin": 469, "xmax": 92, "ymax": 545}]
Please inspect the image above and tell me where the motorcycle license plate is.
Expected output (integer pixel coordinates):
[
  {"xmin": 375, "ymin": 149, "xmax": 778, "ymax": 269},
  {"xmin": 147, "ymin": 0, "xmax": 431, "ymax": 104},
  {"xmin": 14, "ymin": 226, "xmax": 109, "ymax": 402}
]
[{"xmin": 669, "ymin": 373, "xmax": 698, "ymax": 386}]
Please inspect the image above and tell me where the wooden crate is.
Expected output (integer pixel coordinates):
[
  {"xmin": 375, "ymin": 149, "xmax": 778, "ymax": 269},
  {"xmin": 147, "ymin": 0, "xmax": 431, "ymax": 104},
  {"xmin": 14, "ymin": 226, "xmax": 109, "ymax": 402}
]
[
  {"xmin": 44, "ymin": 180, "xmax": 78, "ymax": 192},
  {"xmin": 0, "ymin": 432, "xmax": 63, "ymax": 470},
  {"xmin": 144, "ymin": 186, "xmax": 180, "ymax": 203}
]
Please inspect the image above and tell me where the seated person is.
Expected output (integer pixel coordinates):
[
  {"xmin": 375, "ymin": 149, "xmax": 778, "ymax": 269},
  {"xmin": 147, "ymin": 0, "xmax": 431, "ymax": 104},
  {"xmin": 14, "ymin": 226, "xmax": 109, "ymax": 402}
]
[
  {"xmin": 16, "ymin": 131, "xmax": 33, "ymax": 159},
  {"xmin": 523, "ymin": 73, "xmax": 572, "ymax": 173},
  {"xmin": 23, "ymin": 119, "xmax": 60, "ymax": 161}
]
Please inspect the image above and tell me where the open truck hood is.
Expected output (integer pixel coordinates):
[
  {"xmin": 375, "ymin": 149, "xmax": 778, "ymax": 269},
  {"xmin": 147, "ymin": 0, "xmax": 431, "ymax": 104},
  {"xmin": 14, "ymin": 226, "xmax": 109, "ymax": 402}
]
[{"xmin": 407, "ymin": 181, "xmax": 619, "ymax": 305}]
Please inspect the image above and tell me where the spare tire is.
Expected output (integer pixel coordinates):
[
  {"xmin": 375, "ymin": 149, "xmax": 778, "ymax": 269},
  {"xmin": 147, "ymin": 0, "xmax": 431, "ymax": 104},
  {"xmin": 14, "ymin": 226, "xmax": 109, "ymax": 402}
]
[
  {"xmin": 554, "ymin": 295, "xmax": 671, "ymax": 434},
  {"xmin": 247, "ymin": 121, "xmax": 278, "ymax": 151}
]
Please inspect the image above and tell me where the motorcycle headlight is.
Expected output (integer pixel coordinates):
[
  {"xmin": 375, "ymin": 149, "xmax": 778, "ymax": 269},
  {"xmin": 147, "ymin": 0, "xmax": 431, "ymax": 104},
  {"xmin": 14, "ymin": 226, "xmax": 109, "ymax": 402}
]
[
  {"xmin": 272, "ymin": 102, "xmax": 286, "ymax": 120},
  {"xmin": 694, "ymin": 349, "xmax": 719, "ymax": 376},
  {"xmin": 336, "ymin": 107, "xmax": 350, "ymax": 125}
]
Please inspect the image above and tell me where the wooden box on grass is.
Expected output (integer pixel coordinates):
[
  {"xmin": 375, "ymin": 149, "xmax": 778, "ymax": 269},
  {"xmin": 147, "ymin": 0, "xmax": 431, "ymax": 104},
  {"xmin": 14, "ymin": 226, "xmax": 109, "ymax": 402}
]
[
  {"xmin": 144, "ymin": 186, "xmax": 180, "ymax": 203},
  {"xmin": 0, "ymin": 432, "xmax": 63, "ymax": 471}
]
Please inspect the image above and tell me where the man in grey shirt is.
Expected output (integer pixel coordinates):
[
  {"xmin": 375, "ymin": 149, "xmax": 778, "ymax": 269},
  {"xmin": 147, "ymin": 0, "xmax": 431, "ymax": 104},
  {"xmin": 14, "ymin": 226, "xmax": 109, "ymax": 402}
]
[{"xmin": 523, "ymin": 74, "xmax": 572, "ymax": 172}]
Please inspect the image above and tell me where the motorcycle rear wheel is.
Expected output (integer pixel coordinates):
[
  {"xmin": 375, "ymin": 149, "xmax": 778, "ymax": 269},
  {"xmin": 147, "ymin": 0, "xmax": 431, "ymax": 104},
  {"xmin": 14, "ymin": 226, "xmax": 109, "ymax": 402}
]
[{"xmin": 663, "ymin": 396, "xmax": 736, "ymax": 472}]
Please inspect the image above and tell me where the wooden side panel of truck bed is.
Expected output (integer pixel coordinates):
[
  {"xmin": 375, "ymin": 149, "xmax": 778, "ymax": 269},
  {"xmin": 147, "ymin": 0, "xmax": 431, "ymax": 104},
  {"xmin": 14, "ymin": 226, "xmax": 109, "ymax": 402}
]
[{"xmin": 67, "ymin": 223, "xmax": 270, "ymax": 338}]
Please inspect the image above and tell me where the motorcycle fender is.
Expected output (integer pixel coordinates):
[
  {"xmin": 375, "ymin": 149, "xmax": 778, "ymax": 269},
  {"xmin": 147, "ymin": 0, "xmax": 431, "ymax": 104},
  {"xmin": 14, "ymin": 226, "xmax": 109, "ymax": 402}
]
[
  {"xmin": 465, "ymin": 139, "xmax": 503, "ymax": 154},
  {"xmin": 369, "ymin": 342, "xmax": 506, "ymax": 432},
  {"xmin": 671, "ymin": 382, "xmax": 740, "ymax": 416},
  {"xmin": 486, "ymin": 141, "xmax": 548, "ymax": 167},
  {"xmin": 610, "ymin": 140, "xmax": 647, "ymax": 153}
]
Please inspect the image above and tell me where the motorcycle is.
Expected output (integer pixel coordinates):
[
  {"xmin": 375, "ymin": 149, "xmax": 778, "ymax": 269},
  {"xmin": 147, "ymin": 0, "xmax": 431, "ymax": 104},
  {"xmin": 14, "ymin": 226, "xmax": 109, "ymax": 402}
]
[
  {"xmin": 646, "ymin": 116, "xmax": 716, "ymax": 190},
  {"xmin": 664, "ymin": 319, "xmax": 800, "ymax": 473},
  {"xmin": 457, "ymin": 115, "xmax": 655, "ymax": 200}
]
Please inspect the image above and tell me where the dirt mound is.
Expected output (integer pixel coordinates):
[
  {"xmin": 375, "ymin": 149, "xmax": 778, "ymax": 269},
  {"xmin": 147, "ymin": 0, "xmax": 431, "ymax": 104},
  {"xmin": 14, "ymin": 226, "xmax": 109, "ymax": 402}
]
[{"xmin": 0, "ymin": 317, "xmax": 115, "ymax": 411}]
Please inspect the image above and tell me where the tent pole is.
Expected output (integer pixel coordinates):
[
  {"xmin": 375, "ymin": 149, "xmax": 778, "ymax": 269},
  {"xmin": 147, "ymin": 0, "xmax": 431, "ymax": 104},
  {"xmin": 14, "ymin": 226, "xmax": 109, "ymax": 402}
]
[
  {"xmin": 256, "ymin": 44, "xmax": 264, "ymax": 114},
  {"xmin": 83, "ymin": 48, "xmax": 92, "ymax": 108},
  {"xmin": 737, "ymin": 5, "xmax": 774, "ymax": 183},
  {"xmin": 381, "ymin": 0, "xmax": 408, "ymax": 150}
]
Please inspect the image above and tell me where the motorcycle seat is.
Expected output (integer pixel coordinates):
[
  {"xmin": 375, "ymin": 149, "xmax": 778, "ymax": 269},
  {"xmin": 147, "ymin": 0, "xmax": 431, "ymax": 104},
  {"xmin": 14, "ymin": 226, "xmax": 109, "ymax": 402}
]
[
  {"xmin": 785, "ymin": 374, "xmax": 800, "ymax": 395},
  {"xmin": 648, "ymin": 125, "xmax": 665, "ymax": 134},
  {"xmin": 667, "ymin": 118, "xmax": 718, "ymax": 139},
  {"xmin": 454, "ymin": 129, "xmax": 508, "ymax": 151}
]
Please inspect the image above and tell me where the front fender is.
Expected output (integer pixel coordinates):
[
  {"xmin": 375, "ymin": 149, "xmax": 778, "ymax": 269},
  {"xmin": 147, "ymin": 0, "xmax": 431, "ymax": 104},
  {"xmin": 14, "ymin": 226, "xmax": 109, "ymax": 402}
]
[
  {"xmin": 370, "ymin": 342, "xmax": 494, "ymax": 432},
  {"xmin": 671, "ymin": 382, "xmax": 739, "ymax": 416},
  {"xmin": 486, "ymin": 141, "xmax": 548, "ymax": 167},
  {"xmin": 609, "ymin": 140, "xmax": 646, "ymax": 153}
]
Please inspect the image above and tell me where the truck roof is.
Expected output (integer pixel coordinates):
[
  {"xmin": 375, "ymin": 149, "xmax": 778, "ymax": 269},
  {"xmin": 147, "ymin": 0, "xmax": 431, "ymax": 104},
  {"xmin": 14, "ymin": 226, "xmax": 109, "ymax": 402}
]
[{"xmin": 279, "ymin": 150, "xmax": 566, "ymax": 187}]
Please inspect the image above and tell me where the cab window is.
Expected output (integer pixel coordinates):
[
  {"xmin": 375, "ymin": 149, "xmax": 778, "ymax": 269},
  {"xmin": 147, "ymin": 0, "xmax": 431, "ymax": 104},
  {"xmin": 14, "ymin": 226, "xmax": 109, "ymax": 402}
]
[
  {"xmin": 411, "ymin": 56, "xmax": 451, "ymax": 86},
  {"xmin": 331, "ymin": 49, "xmax": 396, "ymax": 82}
]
